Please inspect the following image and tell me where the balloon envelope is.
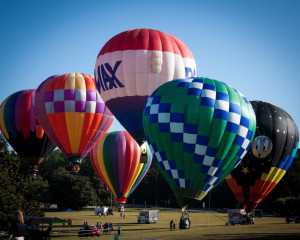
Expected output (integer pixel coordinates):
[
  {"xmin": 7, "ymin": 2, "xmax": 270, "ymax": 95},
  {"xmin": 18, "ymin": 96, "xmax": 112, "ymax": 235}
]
[
  {"xmin": 34, "ymin": 73, "xmax": 114, "ymax": 164},
  {"xmin": 143, "ymin": 77, "xmax": 256, "ymax": 209},
  {"xmin": 90, "ymin": 131, "xmax": 152, "ymax": 203},
  {"xmin": 95, "ymin": 28, "xmax": 197, "ymax": 144},
  {"xmin": 226, "ymin": 101, "xmax": 299, "ymax": 212},
  {"xmin": 0, "ymin": 89, "xmax": 56, "ymax": 170}
]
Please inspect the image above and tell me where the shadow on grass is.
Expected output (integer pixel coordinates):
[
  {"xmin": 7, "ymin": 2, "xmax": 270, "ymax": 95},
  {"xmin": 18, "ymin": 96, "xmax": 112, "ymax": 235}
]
[{"xmin": 202, "ymin": 233, "xmax": 300, "ymax": 240}]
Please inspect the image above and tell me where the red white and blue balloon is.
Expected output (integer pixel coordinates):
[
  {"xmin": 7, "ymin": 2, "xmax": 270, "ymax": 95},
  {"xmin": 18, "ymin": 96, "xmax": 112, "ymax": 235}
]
[{"xmin": 94, "ymin": 28, "xmax": 197, "ymax": 144}]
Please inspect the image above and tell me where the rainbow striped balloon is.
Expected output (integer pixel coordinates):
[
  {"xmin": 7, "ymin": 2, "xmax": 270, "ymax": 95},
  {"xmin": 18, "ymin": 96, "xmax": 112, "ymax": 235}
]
[
  {"xmin": 90, "ymin": 131, "xmax": 152, "ymax": 203},
  {"xmin": 0, "ymin": 89, "xmax": 56, "ymax": 170},
  {"xmin": 34, "ymin": 73, "xmax": 114, "ymax": 164}
]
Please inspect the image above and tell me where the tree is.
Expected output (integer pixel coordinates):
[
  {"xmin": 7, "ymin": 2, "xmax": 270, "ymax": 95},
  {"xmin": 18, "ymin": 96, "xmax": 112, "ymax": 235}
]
[
  {"xmin": 129, "ymin": 161, "xmax": 177, "ymax": 207},
  {"xmin": 0, "ymin": 134, "xmax": 44, "ymax": 231},
  {"xmin": 79, "ymin": 155, "xmax": 113, "ymax": 206},
  {"xmin": 47, "ymin": 167, "xmax": 99, "ymax": 209},
  {"xmin": 39, "ymin": 149, "xmax": 68, "ymax": 178}
]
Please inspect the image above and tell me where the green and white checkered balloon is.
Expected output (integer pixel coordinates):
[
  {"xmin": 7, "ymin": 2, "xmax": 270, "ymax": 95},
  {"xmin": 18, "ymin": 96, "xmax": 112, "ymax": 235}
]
[{"xmin": 143, "ymin": 77, "xmax": 256, "ymax": 210}]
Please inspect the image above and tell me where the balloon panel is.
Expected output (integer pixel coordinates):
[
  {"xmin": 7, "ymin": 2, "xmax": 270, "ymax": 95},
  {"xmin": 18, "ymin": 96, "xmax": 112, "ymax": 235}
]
[
  {"xmin": 143, "ymin": 77, "xmax": 256, "ymax": 209},
  {"xmin": 226, "ymin": 101, "xmax": 299, "ymax": 212},
  {"xmin": 95, "ymin": 29, "xmax": 197, "ymax": 144},
  {"xmin": 34, "ymin": 73, "xmax": 113, "ymax": 161},
  {"xmin": 90, "ymin": 131, "xmax": 152, "ymax": 203},
  {"xmin": 0, "ymin": 89, "xmax": 56, "ymax": 164}
]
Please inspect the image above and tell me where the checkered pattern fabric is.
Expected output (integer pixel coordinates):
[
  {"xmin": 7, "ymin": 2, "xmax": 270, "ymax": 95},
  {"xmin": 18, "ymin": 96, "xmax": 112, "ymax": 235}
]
[
  {"xmin": 148, "ymin": 140, "xmax": 191, "ymax": 188},
  {"xmin": 44, "ymin": 89, "xmax": 105, "ymax": 114},
  {"xmin": 143, "ymin": 77, "xmax": 256, "ymax": 193}
]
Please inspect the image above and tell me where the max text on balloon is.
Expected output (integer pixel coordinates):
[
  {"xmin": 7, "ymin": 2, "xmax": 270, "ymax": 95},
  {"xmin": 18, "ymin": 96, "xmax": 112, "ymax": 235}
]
[{"xmin": 96, "ymin": 61, "xmax": 124, "ymax": 93}]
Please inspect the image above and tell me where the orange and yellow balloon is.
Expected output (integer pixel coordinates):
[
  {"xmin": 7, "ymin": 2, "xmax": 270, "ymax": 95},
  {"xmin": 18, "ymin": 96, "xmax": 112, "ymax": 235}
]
[{"xmin": 34, "ymin": 73, "xmax": 114, "ymax": 164}]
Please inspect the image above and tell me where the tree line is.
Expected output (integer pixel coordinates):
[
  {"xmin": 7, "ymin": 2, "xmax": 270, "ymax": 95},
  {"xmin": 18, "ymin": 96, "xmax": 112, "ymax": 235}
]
[{"xmin": 1, "ymin": 133, "xmax": 299, "ymax": 231}]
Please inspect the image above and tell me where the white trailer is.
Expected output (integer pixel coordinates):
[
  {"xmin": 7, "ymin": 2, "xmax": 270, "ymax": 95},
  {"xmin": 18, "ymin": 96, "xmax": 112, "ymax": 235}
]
[{"xmin": 137, "ymin": 210, "xmax": 159, "ymax": 224}]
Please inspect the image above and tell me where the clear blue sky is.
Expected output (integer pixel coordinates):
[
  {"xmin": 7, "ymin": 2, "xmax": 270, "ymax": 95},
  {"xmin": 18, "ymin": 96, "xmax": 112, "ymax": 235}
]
[{"xmin": 1, "ymin": 0, "xmax": 299, "ymax": 141}]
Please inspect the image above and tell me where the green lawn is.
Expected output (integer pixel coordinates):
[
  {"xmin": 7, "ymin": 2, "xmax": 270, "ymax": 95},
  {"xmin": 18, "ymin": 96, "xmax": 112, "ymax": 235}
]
[{"xmin": 42, "ymin": 208, "xmax": 300, "ymax": 240}]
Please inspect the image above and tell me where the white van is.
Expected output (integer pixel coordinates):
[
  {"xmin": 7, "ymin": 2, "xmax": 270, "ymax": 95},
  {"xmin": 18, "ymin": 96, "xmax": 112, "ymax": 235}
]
[
  {"xmin": 94, "ymin": 207, "xmax": 108, "ymax": 215},
  {"xmin": 137, "ymin": 210, "xmax": 159, "ymax": 224}
]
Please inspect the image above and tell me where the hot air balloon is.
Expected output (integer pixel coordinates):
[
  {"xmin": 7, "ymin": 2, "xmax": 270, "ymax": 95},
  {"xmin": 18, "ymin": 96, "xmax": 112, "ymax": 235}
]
[
  {"xmin": 226, "ymin": 101, "xmax": 299, "ymax": 213},
  {"xmin": 90, "ymin": 131, "xmax": 152, "ymax": 204},
  {"xmin": 34, "ymin": 73, "xmax": 114, "ymax": 169},
  {"xmin": 0, "ymin": 89, "xmax": 56, "ymax": 178},
  {"xmin": 95, "ymin": 28, "xmax": 197, "ymax": 145},
  {"xmin": 143, "ymin": 77, "xmax": 256, "ymax": 210}
]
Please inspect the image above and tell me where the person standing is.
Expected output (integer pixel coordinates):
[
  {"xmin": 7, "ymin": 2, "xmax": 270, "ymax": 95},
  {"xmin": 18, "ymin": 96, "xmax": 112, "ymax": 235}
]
[
  {"xmin": 169, "ymin": 220, "xmax": 173, "ymax": 231},
  {"xmin": 8, "ymin": 210, "xmax": 25, "ymax": 240}
]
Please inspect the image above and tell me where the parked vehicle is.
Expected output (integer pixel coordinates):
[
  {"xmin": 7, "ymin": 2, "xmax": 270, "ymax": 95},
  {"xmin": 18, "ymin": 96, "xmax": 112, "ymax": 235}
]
[
  {"xmin": 137, "ymin": 210, "xmax": 159, "ymax": 223},
  {"xmin": 226, "ymin": 209, "xmax": 254, "ymax": 225},
  {"xmin": 78, "ymin": 225, "xmax": 101, "ymax": 237},
  {"xmin": 94, "ymin": 207, "xmax": 114, "ymax": 216}
]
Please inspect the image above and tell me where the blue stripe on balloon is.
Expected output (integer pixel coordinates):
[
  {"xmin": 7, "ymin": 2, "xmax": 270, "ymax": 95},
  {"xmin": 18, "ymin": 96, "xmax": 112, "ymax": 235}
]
[
  {"xmin": 159, "ymin": 123, "xmax": 170, "ymax": 132},
  {"xmin": 229, "ymin": 103, "xmax": 241, "ymax": 114},
  {"xmin": 216, "ymin": 92, "xmax": 229, "ymax": 101},
  {"xmin": 212, "ymin": 158, "xmax": 222, "ymax": 167},
  {"xmin": 206, "ymin": 146, "xmax": 218, "ymax": 157},
  {"xmin": 246, "ymin": 130, "xmax": 254, "ymax": 140},
  {"xmin": 283, "ymin": 156, "xmax": 294, "ymax": 171},
  {"xmin": 187, "ymin": 88, "xmax": 202, "ymax": 96},
  {"xmin": 196, "ymin": 135, "xmax": 209, "ymax": 145},
  {"xmin": 171, "ymin": 132, "xmax": 183, "ymax": 142},
  {"xmin": 152, "ymin": 95, "xmax": 161, "ymax": 104},
  {"xmin": 225, "ymin": 122, "xmax": 239, "ymax": 133},
  {"xmin": 234, "ymin": 135, "xmax": 245, "ymax": 146},
  {"xmin": 214, "ymin": 109, "xmax": 228, "ymax": 120},
  {"xmin": 169, "ymin": 160, "xmax": 176, "ymax": 169},
  {"xmin": 201, "ymin": 165, "xmax": 210, "ymax": 174},
  {"xmin": 158, "ymin": 103, "xmax": 171, "ymax": 112},
  {"xmin": 200, "ymin": 97, "xmax": 215, "ymax": 107},
  {"xmin": 184, "ymin": 123, "xmax": 197, "ymax": 134},
  {"xmin": 177, "ymin": 81, "xmax": 190, "ymax": 88},
  {"xmin": 184, "ymin": 143, "xmax": 195, "ymax": 153},
  {"xmin": 240, "ymin": 116, "xmax": 250, "ymax": 128},
  {"xmin": 150, "ymin": 114, "xmax": 158, "ymax": 123},
  {"xmin": 170, "ymin": 112, "xmax": 184, "ymax": 122},
  {"xmin": 236, "ymin": 148, "xmax": 245, "ymax": 157},
  {"xmin": 193, "ymin": 78, "xmax": 204, "ymax": 83},
  {"xmin": 203, "ymin": 83, "xmax": 215, "ymax": 91},
  {"xmin": 194, "ymin": 154, "xmax": 204, "ymax": 164}
]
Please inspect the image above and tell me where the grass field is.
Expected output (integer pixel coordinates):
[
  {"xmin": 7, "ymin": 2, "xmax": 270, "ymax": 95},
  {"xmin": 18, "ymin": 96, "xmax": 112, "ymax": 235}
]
[{"xmin": 42, "ymin": 208, "xmax": 300, "ymax": 240}]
